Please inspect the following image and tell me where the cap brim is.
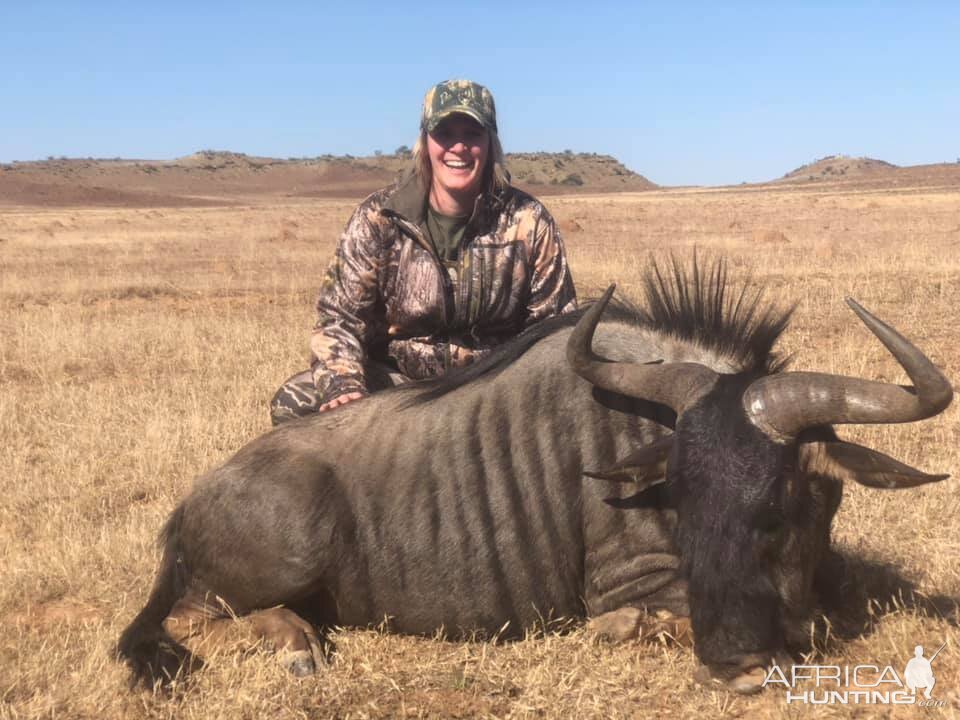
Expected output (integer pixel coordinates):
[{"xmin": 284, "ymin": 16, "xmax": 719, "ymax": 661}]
[{"xmin": 425, "ymin": 107, "xmax": 493, "ymax": 133}]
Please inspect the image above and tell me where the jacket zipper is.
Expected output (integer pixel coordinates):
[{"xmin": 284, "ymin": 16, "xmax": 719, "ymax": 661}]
[{"xmin": 386, "ymin": 212, "xmax": 455, "ymax": 329}]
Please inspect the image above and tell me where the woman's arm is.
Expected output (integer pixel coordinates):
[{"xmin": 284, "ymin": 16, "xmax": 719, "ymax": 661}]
[
  {"xmin": 526, "ymin": 209, "xmax": 578, "ymax": 325},
  {"xmin": 310, "ymin": 203, "xmax": 384, "ymax": 407}
]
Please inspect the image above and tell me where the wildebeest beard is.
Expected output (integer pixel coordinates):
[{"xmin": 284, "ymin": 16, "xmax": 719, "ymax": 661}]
[{"xmin": 669, "ymin": 373, "xmax": 829, "ymax": 678}]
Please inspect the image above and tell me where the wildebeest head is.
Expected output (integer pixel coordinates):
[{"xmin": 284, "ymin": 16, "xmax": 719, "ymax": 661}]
[{"xmin": 569, "ymin": 284, "xmax": 952, "ymax": 693}]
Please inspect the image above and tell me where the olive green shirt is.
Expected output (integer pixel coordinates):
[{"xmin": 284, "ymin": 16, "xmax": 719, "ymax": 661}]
[{"xmin": 424, "ymin": 206, "xmax": 468, "ymax": 262}]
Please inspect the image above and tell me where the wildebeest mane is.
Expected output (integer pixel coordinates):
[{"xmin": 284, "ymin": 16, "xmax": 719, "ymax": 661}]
[
  {"xmin": 635, "ymin": 255, "xmax": 793, "ymax": 375},
  {"xmin": 400, "ymin": 256, "xmax": 792, "ymax": 406}
]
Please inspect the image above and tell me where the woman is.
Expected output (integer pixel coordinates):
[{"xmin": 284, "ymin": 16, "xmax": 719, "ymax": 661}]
[{"xmin": 271, "ymin": 79, "xmax": 577, "ymax": 424}]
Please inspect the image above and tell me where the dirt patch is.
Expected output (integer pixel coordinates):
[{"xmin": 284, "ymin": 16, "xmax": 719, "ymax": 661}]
[
  {"xmin": 752, "ymin": 228, "xmax": 790, "ymax": 243},
  {"xmin": 0, "ymin": 177, "xmax": 229, "ymax": 208},
  {"xmin": 560, "ymin": 217, "xmax": 584, "ymax": 234},
  {"xmin": 3, "ymin": 599, "xmax": 102, "ymax": 628}
]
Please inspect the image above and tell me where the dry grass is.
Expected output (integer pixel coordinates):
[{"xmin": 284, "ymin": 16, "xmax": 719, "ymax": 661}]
[{"xmin": 1, "ymin": 183, "xmax": 959, "ymax": 718}]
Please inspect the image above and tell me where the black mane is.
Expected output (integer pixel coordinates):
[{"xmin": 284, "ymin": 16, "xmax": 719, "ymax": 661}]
[
  {"xmin": 400, "ymin": 256, "xmax": 792, "ymax": 406},
  {"xmin": 635, "ymin": 255, "xmax": 793, "ymax": 375}
]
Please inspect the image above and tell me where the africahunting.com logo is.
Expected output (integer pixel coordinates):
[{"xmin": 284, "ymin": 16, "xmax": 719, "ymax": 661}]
[{"xmin": 762, "ymin": 641, "xmax": 947, "ymax": 706}]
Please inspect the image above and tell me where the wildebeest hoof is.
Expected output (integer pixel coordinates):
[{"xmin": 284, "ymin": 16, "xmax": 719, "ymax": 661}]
[
  {"xmin": 728, "ymin": 667, "xmax": 766, "ymax": 695},
  {"xmin": 280, "ymin": 649, "xmax": 316, "ymax": 677},
  {"xmin": 586, "ymin": 607, "xmax": 643, "ymax": 642},
  {"xmin": 694, "ymin": 664, "xmax": 766, "ymax": 695},
  {"xmin": 640, "ymin": 609, "xmax": 692, "ymax": 647},
  {"xmin": 587, "ymin": 607, "xmax": 692, "ymax": 647}
]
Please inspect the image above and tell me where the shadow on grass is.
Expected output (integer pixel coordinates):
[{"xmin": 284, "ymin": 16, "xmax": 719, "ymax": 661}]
[{"xmin": 815, "ymin": 547, "xmax": 959, "ymax": 646}]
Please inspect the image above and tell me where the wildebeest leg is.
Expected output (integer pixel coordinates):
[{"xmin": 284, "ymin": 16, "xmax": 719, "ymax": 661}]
[
  {"xmin": 587, "ymin": 607, "xmax": 692, "ymax": 646},
  {"xmin": 162, "ymin": 591, "xmax": 325, "ymax": 676},
  {"xmin": 247, "ymin": 607, "xmax": 326, "ymax": 676}
]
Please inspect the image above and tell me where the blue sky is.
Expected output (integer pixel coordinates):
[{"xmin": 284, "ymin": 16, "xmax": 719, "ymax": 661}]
[{"xmin": 2, "ymin": 2, "xmax": 957, "ymax": 186}]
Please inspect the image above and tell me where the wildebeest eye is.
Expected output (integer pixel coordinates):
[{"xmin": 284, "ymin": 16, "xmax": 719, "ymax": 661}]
[
  {"xmin": 753, "ymin": 511, "xmax": 786, "ymax": 548},
  {"xmin": 756, "ymin": 512, "xmax": 783, "ymax": 531}
]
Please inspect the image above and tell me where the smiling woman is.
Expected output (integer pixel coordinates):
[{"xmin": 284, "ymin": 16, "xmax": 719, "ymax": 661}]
[
  {"xmin": 425, "ymin": 115, "xmax": 491, "ymax": 214},
  {"xmin": 270, "ymin": 79, "xmax": 578, "ymax": 424}
]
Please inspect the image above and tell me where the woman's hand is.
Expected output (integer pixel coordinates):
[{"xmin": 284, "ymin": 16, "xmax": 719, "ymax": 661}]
[{"xmin": 318, "ymin": 391, "xmax": 365, "ymax": 413}]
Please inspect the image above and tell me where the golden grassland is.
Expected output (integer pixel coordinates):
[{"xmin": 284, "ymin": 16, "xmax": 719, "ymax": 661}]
[{"xmin": 1, "ymin": 182, "xmax": 959, "ymax": 718}]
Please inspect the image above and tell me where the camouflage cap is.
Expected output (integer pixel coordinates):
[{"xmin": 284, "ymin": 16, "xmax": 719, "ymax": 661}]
[{"xmin": 421, "ymin": 79, "xmax": 498, "ymax": 134}]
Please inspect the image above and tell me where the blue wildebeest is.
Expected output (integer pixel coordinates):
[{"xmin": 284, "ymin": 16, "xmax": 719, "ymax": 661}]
[{"xmin": 117, "ymin": 259, "xmax": 952, "ymax": 693}]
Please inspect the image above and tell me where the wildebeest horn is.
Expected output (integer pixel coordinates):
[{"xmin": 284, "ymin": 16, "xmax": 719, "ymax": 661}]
[
  {"xmin": 567, "ymin": 285, "xmax": 719, "ymax": 414},
  {"xmin": 743, "ymin": 298, "xmax": 953, "ymax": 441}
]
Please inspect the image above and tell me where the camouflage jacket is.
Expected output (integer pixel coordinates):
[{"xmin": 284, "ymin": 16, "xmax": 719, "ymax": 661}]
[{"xmin": 310, "ymin": 173, "xmax": 577, "ymax": 404}]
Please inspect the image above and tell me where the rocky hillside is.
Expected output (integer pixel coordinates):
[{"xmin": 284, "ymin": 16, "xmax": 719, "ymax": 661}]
[
  {"xmin": 778, "ymin": 155, "xmax": 898, "ymax": 182},
  {"xmin": 772, "ymin": 154, "xmax": 960, "ymax": 190},
  {"xmin": 0, "ymin": 150, "xmax": 655, "ymax": 207},
  {"xmin": 506, "ymin": 152, "xmax": 655, "ymax": 192}
]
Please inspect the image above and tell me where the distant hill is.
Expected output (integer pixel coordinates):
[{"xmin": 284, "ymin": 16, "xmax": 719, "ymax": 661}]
[
  {"xmin": 773, "ymin": 154, "xmax": 960, "ymax": 188},
  {"xmin": 0, "ymin": 150, "xmax": 656, "ymax": 208},
  {"xmin": 5, "ymin": 150, "xmax": 958, "ymax": 207},
  {"xmin": 778, "ymin": 155, "xmax": 898, "ymax": 182},
  {"xmin": 505, "ymin": 152, "xmax": 656, "ymax": 193}
]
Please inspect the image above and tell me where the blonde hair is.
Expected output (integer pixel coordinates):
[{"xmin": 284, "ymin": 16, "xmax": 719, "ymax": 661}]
[{"xmin": 412, "ymin": 127, "xmax": 509, "ymax": 197}]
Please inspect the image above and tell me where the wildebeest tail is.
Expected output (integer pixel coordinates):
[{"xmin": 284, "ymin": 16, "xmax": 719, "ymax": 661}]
[{"xmin": 115, "ymin": 503, "xmax": 200, "ymax": 688}]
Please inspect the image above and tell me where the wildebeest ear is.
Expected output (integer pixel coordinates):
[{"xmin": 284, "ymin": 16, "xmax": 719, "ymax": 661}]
[
  {"xmin": 584, "ymin": 436, "xmax": 673, "ymax": 491},
  {"xmin": 800, "ymin": 440, "xmax": 949, "ymax": 489}
]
